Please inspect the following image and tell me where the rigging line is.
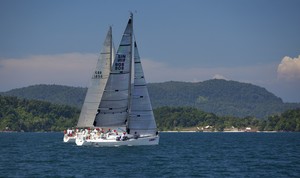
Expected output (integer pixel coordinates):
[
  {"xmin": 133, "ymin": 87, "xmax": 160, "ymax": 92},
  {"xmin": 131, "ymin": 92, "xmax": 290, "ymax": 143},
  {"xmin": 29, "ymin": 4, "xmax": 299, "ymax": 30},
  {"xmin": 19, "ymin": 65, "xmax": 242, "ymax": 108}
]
[
  {"xmin": 104, "ymin": 88, "xmax": 129, "ymax": 92},
  {"xmin": 133, "ymin": 32, "xmax": 137, "ymax": 45},
  {"xmin": 110, "ymin": 71, "xmax": 130, "ymax": 74},
  {"xmin": 120, "ymin": 44, "xmax": 131, "ymax": 46}
]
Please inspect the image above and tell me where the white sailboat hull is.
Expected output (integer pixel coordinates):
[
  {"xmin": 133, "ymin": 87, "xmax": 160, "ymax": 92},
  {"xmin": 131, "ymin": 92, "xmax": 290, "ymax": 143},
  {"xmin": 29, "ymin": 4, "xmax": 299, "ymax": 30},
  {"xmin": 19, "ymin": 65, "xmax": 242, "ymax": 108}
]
[{"xmin": 75, "ymin": 134, "xmax": 159, "ymax": 146}]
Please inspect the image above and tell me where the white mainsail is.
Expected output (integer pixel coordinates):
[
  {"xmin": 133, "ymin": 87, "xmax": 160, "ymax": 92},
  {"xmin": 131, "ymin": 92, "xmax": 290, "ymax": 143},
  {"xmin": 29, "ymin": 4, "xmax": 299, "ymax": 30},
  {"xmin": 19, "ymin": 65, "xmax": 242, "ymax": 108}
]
[
  {"xmin": 94, "ymin": 15, "xmax": 133, "ymax": 127},
  {"xmin": 77, "ymin": 27, "xmax": 113, "ymax": 128},
  {"xmin": 128, "ymin": 41, "xmax": 157, "ymax": 135}
]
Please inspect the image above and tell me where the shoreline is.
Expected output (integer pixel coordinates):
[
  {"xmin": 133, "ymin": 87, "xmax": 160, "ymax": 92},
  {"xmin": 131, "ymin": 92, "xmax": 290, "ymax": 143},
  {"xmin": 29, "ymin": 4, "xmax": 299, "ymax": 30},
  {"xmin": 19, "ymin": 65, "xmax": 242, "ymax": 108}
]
[
  {"xmin": 0, "ymin": 130, "xmax": 286, "ymax": 133},
  {"xmin": 160, "ymin": 130, "xmax": 279, "ymax": 133}
]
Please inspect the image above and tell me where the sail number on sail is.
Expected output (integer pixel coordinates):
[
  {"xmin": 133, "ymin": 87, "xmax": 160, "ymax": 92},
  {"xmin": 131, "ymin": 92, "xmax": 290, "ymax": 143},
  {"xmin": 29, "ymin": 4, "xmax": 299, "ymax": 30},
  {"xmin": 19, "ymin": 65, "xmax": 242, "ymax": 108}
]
[
  {"xmin": 93, "ymin": 71, "xmax": 102, "ymax": 79},
  {"xmin": 115, "ymin": 54, "xmax": 126, "ymax": 71}
]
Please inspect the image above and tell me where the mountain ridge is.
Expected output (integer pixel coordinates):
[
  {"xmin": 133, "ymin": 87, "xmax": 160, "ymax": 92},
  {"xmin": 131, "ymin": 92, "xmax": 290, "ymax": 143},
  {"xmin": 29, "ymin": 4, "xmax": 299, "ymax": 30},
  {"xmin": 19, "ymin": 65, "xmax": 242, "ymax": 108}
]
[{"xmin": 2, "ymin": 79, "xmax": 299, "ymax": 118}]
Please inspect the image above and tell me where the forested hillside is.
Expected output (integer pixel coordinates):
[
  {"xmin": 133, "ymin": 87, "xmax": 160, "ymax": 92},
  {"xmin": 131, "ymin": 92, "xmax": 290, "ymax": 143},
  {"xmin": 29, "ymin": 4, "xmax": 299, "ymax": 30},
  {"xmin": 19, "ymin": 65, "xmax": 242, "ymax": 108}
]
[
  {"xmin": 0, "ymin": 95, "xmax": 79, "ymax": 131},
  {"xmin": 1, "ymin": 95, "xmax": 299, "ymax": 132},
  {"xmin": 148, "ymin": 80, "xmax": 300, "ymax": 118},
  {"xmin": 2, "ymin": 80, "xmax": 300, "ymax": 118},
  {"xmin": 154, "ymin": 107, "xmax": 300, "ymax": 132},
  {"xmin": 2, "ymin": 84, "xmax": 85, "ymax": 108}
]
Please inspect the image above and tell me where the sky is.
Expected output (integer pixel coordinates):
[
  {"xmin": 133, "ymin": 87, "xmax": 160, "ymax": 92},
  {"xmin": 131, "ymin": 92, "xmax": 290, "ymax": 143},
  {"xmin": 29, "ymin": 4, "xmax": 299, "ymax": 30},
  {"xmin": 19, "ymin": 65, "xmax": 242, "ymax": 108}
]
[{"xmin": 0, "ymin": 0, "xmax": 300, "ymax": 102}]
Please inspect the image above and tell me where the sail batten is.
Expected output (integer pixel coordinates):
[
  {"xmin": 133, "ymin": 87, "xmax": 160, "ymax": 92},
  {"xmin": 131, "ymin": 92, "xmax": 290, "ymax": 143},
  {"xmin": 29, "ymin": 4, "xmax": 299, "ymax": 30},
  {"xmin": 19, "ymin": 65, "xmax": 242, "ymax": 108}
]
[
  {"xmin": 110, "ymin": 72, "xmax": 130, "ymax": 74},
  {"xmin": 120, "ymin": 44, "xmax": 131, "ymax": 46}
]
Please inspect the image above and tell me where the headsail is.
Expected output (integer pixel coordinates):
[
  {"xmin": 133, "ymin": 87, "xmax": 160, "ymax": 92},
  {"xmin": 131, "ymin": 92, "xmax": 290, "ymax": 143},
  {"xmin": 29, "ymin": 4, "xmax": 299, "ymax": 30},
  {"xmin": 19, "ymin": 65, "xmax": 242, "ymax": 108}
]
[
  {"xmin": 77, "ymin": 27, "xmax": 113, "ymax": 128},
  {"xmin": 128, "ymin": 41, "xmax": 157, "ymax": 135},
  {"xmin": 94, "ymin": 14, "xmax": 133, "ymax": 127}
]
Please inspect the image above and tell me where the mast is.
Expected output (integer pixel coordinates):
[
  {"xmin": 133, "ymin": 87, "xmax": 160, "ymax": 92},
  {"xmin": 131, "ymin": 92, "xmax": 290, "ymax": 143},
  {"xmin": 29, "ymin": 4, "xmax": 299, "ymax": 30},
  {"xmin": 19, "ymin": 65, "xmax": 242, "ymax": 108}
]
[
  {"xmin": 127, "ymin": 13, "xmax": 133, "ymax": 132},
  {"xmin": 109, "ymin": 26, "xmax": 112, "ymax": 69}
]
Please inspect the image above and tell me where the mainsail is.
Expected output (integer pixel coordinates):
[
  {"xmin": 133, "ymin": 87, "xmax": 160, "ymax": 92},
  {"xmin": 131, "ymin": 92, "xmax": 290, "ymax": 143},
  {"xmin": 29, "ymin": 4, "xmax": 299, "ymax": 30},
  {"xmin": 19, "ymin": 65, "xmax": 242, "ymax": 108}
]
[
  {"xmin": 77, "ymin": 27, "xmax": 113, "ymax": 128},
  {"xmin": 94, "ymin": 15, "xmax": 133, "ymax": 127},
  {"xmin": 128, "ymin": 41, "xmax": 157, "ymax": 135}
]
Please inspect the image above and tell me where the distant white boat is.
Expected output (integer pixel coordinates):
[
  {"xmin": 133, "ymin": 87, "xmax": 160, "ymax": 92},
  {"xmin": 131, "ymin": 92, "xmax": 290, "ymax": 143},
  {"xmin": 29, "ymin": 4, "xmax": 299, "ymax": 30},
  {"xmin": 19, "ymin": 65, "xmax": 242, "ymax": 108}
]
[{"xmin": 69, "ymin": 14, "xmax": 159, "ymax": 146}]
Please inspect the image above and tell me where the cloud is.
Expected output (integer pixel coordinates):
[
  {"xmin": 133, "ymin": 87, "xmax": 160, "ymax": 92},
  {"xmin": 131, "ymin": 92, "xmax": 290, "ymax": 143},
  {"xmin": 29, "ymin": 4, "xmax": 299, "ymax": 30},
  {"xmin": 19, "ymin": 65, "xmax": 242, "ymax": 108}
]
[
  {"xmin": 1, "ymin": 53, "xmax": 299, "ymax": 102},
  {"xmin": 0, "ymin": 54, "xmax": 276, "ymax": 90},
  {"xmin": 0, "ymin": 53, "xmax": 98, "ymax": 91},
  {"xmin": 277, "ymin": 55, "xmax": 300, "ymax": 81},
  {"xmin": 141, "ymin": 59, "xmax": 300, "ymax": 102},
  {"xmin": 141, "ymin": 59, "xmax": 216, "ymax": 83},
  {"xmin": 141, "ymin": 58, "xmax": 277, "ymax": 85},
  {"xmin": 212, "ymin": 74, "xmax": 228, "ymax": 80}
]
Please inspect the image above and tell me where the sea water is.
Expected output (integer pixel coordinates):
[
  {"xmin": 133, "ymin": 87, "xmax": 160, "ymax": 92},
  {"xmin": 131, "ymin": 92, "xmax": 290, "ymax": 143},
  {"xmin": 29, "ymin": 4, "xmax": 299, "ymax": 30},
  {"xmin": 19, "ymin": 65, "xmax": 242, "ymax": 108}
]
[{"xmin": 0, "ymin": 132, "xmax": 299, "ymax": 177}]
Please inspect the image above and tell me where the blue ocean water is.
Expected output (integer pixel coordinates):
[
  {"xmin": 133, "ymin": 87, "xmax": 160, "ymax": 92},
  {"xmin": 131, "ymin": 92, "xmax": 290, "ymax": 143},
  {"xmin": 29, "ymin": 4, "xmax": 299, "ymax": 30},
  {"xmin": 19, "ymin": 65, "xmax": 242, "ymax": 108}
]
[{"xmin": 0, "ymin": 132, "xmax": 299, "ymax": 177}]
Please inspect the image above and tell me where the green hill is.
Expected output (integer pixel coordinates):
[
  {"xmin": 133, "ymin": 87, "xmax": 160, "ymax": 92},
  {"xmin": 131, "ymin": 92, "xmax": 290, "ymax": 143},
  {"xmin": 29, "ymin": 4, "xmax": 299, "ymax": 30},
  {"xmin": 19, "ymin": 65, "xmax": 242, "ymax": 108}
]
[
  {"xmin": 154, "ymin": 106, "xmax": 300, "ymax": 132},
  {"xmin": 0, "ymin": 95, "xmax": 79, "ymax": 131},
  {"xmin": 147, "ymin": 80, "xmax": 299, "ymax": 118},
  {"xmin": 1, "ymin": 84, "xmax": 86, "ymax": 108},
  {"xmin": 2, "ymin": 80, "xmax": 300, "ymax": 118},
  {"xmin": 1, "ymin": 95, "xmax": 299, "ymax": 132}
]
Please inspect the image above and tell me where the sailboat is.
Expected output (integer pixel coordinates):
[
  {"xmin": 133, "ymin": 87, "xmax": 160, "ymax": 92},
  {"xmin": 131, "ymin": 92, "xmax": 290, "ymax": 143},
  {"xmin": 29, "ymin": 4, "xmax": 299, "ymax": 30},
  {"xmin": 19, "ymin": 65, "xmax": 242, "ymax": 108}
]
[
  {"xmin": 63, "ymin": 25, "xmax": 114, "ymax": 143},
  {"xmin": 73, "ymin": 14, "xmax": 159, "ymax": 146}
]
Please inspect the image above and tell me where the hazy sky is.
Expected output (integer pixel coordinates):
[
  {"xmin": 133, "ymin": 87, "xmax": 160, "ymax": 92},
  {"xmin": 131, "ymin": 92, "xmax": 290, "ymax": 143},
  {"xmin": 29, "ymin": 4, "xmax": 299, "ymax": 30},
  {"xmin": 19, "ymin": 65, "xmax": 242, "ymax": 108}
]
[{"xmin": 0, "ymin": 0, "xmax": 300, "ymax": 102}]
